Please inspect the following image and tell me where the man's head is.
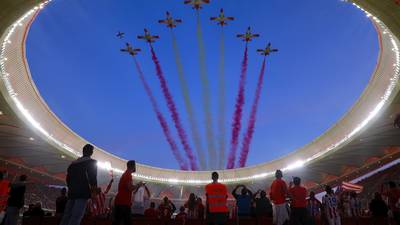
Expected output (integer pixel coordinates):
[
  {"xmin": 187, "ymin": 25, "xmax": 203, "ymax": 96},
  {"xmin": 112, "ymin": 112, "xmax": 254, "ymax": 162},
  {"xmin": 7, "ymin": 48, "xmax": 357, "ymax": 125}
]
[
  {"xmin": 163, "ymin": 196, "xmax": 169, "ymax": 203},
  {"xmin": 19, "ymin": 174, "xmax": 27, "ymax": 182},
  {"xmin": 241, "ymin": 187, "xmax": 248, "ymax": 195},
  {"xmin": 211, "ymin": 172, "xmax": 219, "ymax": 182},
  {"xmin": 293, "ymin": 177, "xmax": 301, "ymax": 186},
  {"xmin": 309, "ymin": 191, "xmax": 315, "ymax": 199},
  {"xmin": 150, "ymin": 202, "xmax": 155, "ymax": 208},
  {"xmin": 179, "ymin": 206, "xmax": 185, "ymax": 212},
  {"xmin": 127, "ymin": 160, "xmax": 136, "ymax": 172},
  {"xmin": 61, "ymin": 187, "xmax": 67, "ymax": 196},
  {"xmin": 374, "ymin": 192, "xmax": 382, "ymax": 200},
  {"xmin": 82, "ymin": 144, "xmax": 94, "ymax": 157},
  {"xmin": 260, "ymin": 190, "xmax": 266, "ymax": 198},
  {"xmin": 389, "ymin": 181, "xmax": 396, "ymax": 189},
  {"xmin": 275, "ymin": 170, "xmax": 283, "ymax": 179},
  {"xmin": 325, "ymin": 185, "xmax": 332, "ymax": 194}
]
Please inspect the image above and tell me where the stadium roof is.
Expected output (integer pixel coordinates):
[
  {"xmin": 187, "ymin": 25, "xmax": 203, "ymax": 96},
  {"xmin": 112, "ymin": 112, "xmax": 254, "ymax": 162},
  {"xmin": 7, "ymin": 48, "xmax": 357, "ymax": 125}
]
[{"xmin": 0, "ymin": 0, "xmax": 399, "ymax": 191}]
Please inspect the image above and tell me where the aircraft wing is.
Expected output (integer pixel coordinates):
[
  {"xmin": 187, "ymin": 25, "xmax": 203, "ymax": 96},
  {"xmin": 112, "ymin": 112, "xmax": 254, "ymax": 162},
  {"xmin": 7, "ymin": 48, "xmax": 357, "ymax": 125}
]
[
  {"xmin": 175, "ymin": 19, "xmax": 182, "ymax": 23},
  {"xmin": 137, "ymin": 35, "xmax": 145, "ymax": 39},
  {"xmin": 237, "ymin": 34, "xmax": 244, "ymax": 38},
  {"xmin": 210, "ymin": 17, "xmax": 217, "ymax": 21},
  {"xmin": 256, "ymin": 49, "xmax": 263, "ymax": 52},
  {"xmin": 227, "ymin": 17, "xmax": 234, "ymax": 21},
  {"xmin": 252, "ymin": 34, "xmax": 260, "ymax": 38},
  {"xmin": 184, "ymin": 0, "xmax": 193, "ymax": 4},
  {"xmin": 158, "ymin": 20, "xmax": 166, "ymax": 24},
  {"xmin": 202, "ymin": 0, "xmax": 210, "ymax": 3}
]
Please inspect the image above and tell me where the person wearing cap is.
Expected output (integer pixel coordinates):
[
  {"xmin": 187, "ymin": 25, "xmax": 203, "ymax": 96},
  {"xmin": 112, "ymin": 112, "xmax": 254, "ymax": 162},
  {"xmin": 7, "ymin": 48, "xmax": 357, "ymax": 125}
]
[{"xmin": 288, "ymin": 177, "xmax": 308, "ymax": 225}]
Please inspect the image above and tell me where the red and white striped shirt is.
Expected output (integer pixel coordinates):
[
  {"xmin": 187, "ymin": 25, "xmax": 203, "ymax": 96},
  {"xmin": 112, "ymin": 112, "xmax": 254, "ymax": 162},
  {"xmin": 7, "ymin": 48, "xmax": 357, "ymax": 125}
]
[
  {"xmin": 88, "ymin": 192, "xmax": 109, "ymax": 216},
  {"xmin": 322, "ymin": 194, "xmax": 339, "ymax": 219}
]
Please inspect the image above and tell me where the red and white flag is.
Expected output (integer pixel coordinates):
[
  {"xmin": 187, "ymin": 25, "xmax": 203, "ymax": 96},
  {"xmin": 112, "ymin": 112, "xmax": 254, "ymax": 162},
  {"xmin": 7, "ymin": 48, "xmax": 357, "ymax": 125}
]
[{"xmin": 341, "ymin": 181, "xmax": 363, "ymax": 193}]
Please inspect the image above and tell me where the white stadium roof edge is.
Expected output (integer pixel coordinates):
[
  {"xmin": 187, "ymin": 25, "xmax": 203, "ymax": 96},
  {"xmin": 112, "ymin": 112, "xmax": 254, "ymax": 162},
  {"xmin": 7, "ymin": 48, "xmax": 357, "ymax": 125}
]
[{"xmin": 0, "ymin": 0, "xmax": 399, "ymax": 186}]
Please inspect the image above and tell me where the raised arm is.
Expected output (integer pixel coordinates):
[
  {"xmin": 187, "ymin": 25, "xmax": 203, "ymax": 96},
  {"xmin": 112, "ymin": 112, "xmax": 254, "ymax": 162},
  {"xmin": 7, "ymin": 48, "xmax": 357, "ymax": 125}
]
[
  {"xmin": 232, "ymin": 185, "xmax": 241, "ymax": 198},
  {"xmin": 104, "ymin": 178, "xmax": 114, "ymax": 194},
  {"xmin": 88, "ymin": 160, "xmax": 98, "ymax": 189}
]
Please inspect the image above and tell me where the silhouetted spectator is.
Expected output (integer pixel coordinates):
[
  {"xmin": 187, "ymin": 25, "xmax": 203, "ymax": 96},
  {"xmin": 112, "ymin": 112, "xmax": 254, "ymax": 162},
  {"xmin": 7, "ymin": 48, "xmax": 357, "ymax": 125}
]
[
  {"xmin": 369, "ymin": 192, "xmax": 388, "ymax": 225},
  {"xmin": 60, "ymin": 144, "xmax": 97, "ymax": 225},
  {"xmin": 349, "ymin": 192, "xmax": 361, "ymax": 218},
  {"xmin": 31, "ymin": 203, "xmax": 45, "ymax": 217},
  {"xmin": 322, "ymin": 185, "xmax": 341, "ymax": 225},
  {"xmin": 112, "ymin": 160, "xmax": 138, "ymax": 225},
  {"xmin": 382, "ymin": 181, "xmax": 400, "ymax": 225},
  {"xmin": 205, "ymin": 172, "xmax": 229, "ymax": 225},
  {"xmin": 269, "ymin": 170, "xmax": 288, "ymax": 225},
  {"xmin": 307, "ymin": 191, "xmax": 321, "ymax": 225},
  {"xmin": 132, "ymin": 181, "xmax": 150, "ymax": 216},
  {"xmin": 253, "ymin": 190, "xmax": 272, "ymax": 218},
  {"xmin": 184, "ymin": 193, "xmax": 198, "ymax": 219},
  {"xmin": 197, "ymin": 197, "xmax": 205, "ymax": 220},
  {"xmin": 23, "ymin": 204, "xmax": 35, "ymax": 217},
  {"xmin": 144, "ymin": 202, "xmax": 159, "ymax": 218},
  {"xmin": 88, "ymin": 178, "xmax": 113, "ymax": 217},
  {"xmin": 232, "ymin": 185, "xmax": 253, "ymax": 217},
  {"xmin": 158, "ymin": 196, "xmax": 176, "ymax": 219},
  {"xmin": 55, "ymin": 188, "xmax": 68, "ymax": 216},
  {"xmin": 0, "ymin": 171, "xmax": 9, "ymax": 222},
  {"xmin": 288, "ymin": 177, "xmax": 308, "ymax": 225},
  {"xmin": 4, "ymin": 174, "xmax": 27, "ymax": 225}
]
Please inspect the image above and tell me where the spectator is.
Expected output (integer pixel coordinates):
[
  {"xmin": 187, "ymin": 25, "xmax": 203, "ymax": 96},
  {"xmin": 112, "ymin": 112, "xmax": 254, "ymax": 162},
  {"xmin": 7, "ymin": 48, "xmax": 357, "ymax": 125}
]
[
  {"xmin": 197, "ymin": 197, "xmax": 205, "ymax": 220},
  {"xmin": 269, "ymin": 170, "xmax": 289, "ymax": 225},
  {"xmin": 112, "ymin": 160, "xmax": 138, "ymax": 225},
  {"xmin": 0, "ymin": 171, "xmax": 9, "ymax": 222},
  {"xmin": 253, "ymin": 190, "xmax": 272, "ymax": 218},
  {"xmin": 288, "ymin": 177, "xmax": 308, "ymax": 225},
  {"xmin": 144, "ymin": 202, "xmax": 159, "ymax": 218},
  {"xmin": 184, "ymin": 193, "xmax": 198, "ymax": 219},
  {"xmin": 88, "ymin": 178, "xmax": 113, "ymax": 217},
  {"xmin": 349, "ymin": 192, "xmax": 361, "ymax": 218},
  {"xmin": 382, "ymin": 181, "xmax": 400, "ymax": 225},
  {"xmin": 23, "ymin": 204, "xmax": 35, "ymax": 217},
  {"xmin": 369, "ymin": 192, "xmax": 388, "ymax": 225},
  {"xmin": 55, "ymin": 188, "xmax": 68, "ymax": 216},
  {"xmin": 205, "ymin": 172, "xmax": 229, "ymax": 225},
  {"xmin": 31, "ymin": 202, "xmax": 45, "ymax": 217},
  {"xmin": 132, "ymin": 181, "xmax": 150, "ymax": 216},
  {"xmin": 176, "ymin": 206, "xmax": 187, "ymax": 221},
  {"xmin": 158, "ymin": 196, "xmax": 176, "ymax": 219},
  {"xmin": 322, "ymin": 185, "xmax": 341, "ymax": 225},
  {"xmin": 60, "ymin": 144, "xmax": 97, "ymax": 225},
  {"xmin": 4, "ymin": 174, "xmax": 27, "ymax": 225},
  {"xmin": 232, "ymin": 184, "xmax": 253, "ymax": 217},
  {"xmin": 306, "ymin": 191, "xmax": 321, "ymax": 225}
]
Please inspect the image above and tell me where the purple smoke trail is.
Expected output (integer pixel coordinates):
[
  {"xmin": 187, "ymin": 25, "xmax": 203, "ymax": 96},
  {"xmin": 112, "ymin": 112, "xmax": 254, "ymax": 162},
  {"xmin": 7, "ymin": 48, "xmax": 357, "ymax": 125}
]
[
  {"xmin": 238, "ymin": 58, "xmax": 266, "ymax": 167},
  {"xmin": 150, "ymin": 46, "xmax": 199, "ymax": 170},
  {"xmin": 226, "ymin": 46, "xmax": 248, "ymax": 169},
  {"xmin": 133, "ymin": 58, "xmax": 189, "ymax": 170}
]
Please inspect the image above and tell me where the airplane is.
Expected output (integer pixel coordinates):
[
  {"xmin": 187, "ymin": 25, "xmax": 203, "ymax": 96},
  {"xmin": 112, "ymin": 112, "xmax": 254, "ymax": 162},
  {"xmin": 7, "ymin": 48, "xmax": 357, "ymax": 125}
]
[
  {"xmin": 184, "ymin": 0, "xmax": 210, "ymax": 10},
  {"xmin": 158, "ymin": 11, "xmax": 182, "ymax": 29},
  {"xmin": 210, "ymin": 8, "xmax": 234, "ymax": 26},
  {"xmin": 257, "ymin": 43, "xmax": 278, "ymax": 56},
  {"xmin": 137, "ymin": 29, "xmax": 159, "ymax": 43},
  {"xmin": 116, "ymin": 31, "xmax": 125, "ymax": 39},
  {"xmin": 120, "ymin": 42, "xmax": 141, "ymax": 56},
  {"xmin": 237, "ymin": 27, "xmax": 260, "ymax": 42}
]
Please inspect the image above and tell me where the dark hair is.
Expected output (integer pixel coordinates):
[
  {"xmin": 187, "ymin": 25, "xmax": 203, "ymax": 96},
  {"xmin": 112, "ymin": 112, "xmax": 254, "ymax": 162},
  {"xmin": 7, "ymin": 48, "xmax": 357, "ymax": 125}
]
[
  {"xmin": 188, "ymin": 193, "xmax": 196, "ymax": 210},
  {"xmin": 180, "ymin": 206, "xmax": 185, "ymax": 212},
  {"xmin": 127, "ymin": 160, "xmax": 136, "ymax": 170},
  {"xmin": 150, "ymin": 202, "xmax": 155, "ymax": 208},
  {"xmin": 212, "ymin": 172, "xmax": 219, "ymax": 181},
  {"xmin": 325, "ymin": 185, "xmax": 332, "ymax": 194},
  {"xmin": 293, "ymin": 177, "xmax": 301, "ymax": 186},
  {"xmin": 0, "ymin": 171, "xmax": 3, "ymax": 180},
  {"xmin": 61, "ymin": 187, "xmax": 67, "ymax": 195},
  {"xmin": 82, "ymin": 144, "xmax": 94, "ymax": 157},
  {"xmin": 389, "ymin": 181, "xmax": 396, "ymax": 188},
  {"xmin": 20, "ymin": 174, "xmax": 27, "ymax": 182},
  {"xmin": 275, "ymin": 170, "xmax": 283, "ymax": 179}
]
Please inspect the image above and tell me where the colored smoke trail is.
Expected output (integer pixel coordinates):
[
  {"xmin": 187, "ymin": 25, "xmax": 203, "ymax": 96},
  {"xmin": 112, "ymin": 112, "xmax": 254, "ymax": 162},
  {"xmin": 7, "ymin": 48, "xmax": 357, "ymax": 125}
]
[
  {"xmin": 171, "ymin": 31, "xmax": 206, "ymax": 170},
  {"xmin": 226, "ymin": 46, "xmax": 248, "ymax": 169},
  {"xmin": 238, "ymin": 58, "xmax": 266, "ymax": 167},
  {"xmin": 196, "ymin": 11, "xmax": 217, "ymax": 169},
  {"xmin": 133, "ymin": 58, "xmax": 188, "ymax": 170},
  {"xmin": 150, "ymin": 46, "xmax": 199, "ymax": 170},
  {"xmin": 217, "ymin": 29, "xmax": 226, "ymax": 169}
]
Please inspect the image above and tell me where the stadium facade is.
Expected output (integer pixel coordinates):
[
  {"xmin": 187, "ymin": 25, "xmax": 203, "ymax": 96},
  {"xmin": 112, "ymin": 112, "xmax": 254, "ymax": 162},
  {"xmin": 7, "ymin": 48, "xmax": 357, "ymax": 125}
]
[{"xmin": 0, "ymin": 0, "xmax": 399, "ymax": 199}]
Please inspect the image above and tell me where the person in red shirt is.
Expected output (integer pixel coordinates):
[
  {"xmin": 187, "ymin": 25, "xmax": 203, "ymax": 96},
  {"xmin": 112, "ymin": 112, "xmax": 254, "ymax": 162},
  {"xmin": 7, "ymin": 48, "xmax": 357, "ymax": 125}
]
[
  {"xmin": 288, "ymin": 177, "xmax": 308, "ymax": 225},
  {"xmin": 382, "ymin": 181, "xmax": 400, "ymax": 225},
  {"xmin": 158, "ymin": 196, "xmax": 176, "ymax": 219},
  {"xmin": 269, "ymin": 170, "xmax": 289, "ymax": 225},
  {"xmin": 205, "ymin": 172, "xmax": 229, "ymax": 225},
  {"xmin": 176, "ymin": 206, "xmax": 187, "ymax": 221},
  {"xmin": 112, "ymin": 160, "xmax": 138, "ymax": 225},
  {"xmin": 144, "ymin": 202, "xmax": 159, "ymax": 219}
]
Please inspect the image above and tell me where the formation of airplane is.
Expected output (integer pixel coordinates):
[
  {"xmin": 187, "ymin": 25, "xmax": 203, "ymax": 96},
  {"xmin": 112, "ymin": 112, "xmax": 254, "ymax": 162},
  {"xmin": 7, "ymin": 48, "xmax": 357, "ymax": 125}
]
[
  {"xmin": 137, "ymin": 29, "xmax": 160, "ymax": 43},
  {"xmin": 184, "ymin": 0, "xmax": 210, "ymax": 10},
  {"xmin": 237, "ymin": 27, "xmax": 260, "ymax": 42},
  {"xmin": 120, "ymin": 43, "xmax": 141, "ymax": 56},
  {"xmin": 257, "ymin": 43, "xmax": 278, "ymax": 56},
  {"xmin": 210, "ymin": 8, "xmax": 234, "ymax": 26},
  {"xmin": 158, "ymin": 11, "xmax": 182, "ymax": 29},
  {"xmin": 116, "ymin": 31, "xmax": 125, "ymax": 39}
]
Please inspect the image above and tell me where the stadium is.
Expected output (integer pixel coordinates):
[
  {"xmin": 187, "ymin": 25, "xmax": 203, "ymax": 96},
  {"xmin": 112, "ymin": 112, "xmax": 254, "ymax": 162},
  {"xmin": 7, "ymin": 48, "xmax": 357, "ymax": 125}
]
[{"xmin": 0, "ymin": 0, "xmax": 399, "ymax": 224}]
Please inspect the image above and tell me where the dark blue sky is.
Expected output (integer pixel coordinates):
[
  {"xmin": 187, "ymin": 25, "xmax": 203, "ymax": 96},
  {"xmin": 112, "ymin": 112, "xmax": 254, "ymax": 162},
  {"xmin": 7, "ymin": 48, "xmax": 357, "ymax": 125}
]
[{"xmin": 27, "ymin": 0, "xmax": 378, "ymax": 170}]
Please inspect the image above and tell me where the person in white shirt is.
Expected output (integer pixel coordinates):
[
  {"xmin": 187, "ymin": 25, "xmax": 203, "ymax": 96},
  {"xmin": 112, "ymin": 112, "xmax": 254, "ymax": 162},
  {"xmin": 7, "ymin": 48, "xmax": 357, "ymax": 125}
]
[
  {"xmin": 131, "ymin": 182, "xmax": 150, "ymax": 216},
  {"xmin": 322, "ymin": 186, "xmax": 341, "ymax": 225}
]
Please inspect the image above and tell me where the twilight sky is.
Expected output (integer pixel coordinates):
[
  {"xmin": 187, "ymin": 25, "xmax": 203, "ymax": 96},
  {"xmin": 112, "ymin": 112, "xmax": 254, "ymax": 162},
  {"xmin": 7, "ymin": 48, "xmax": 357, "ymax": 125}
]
[{"xmin": 26, "ymin": 0, "xmax": 378, "ymax": 170}]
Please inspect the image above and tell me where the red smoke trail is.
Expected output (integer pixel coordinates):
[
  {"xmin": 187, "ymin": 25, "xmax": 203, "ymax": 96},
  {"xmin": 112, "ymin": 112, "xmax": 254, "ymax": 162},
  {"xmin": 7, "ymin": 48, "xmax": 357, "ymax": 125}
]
[
  {"xmin": 150, "ymin": 46, "xmax": 199, "ymax": 170},
  {"xmin": 227, "ymin": 46, "xmax": 248, "ymax": 169},
  {"xmin": 133, "ymin": 58, "xmax": 189, "ymax": 170},
  {"xmin": 238, "ymin": 58, "xmax": 266, "ymax": 167}
]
